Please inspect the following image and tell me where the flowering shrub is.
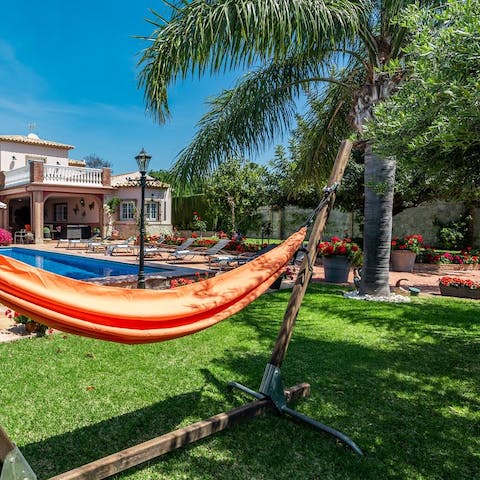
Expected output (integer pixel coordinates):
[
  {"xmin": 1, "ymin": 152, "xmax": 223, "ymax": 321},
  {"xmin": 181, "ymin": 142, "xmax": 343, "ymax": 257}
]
[
  {"xmin": 192, "ymin": 212, "xmax": 207, "ymax": 234},
  {"xmin": 145, "ymin": 234, "xmax": 163, "ymax": 244},
  {"xmin": 318, "ymin": 237, "xmax": 362, "ymax": 266},
  {"xmin": 418, "ymin": 248, "xmax": 479, "ymax": 265},
  {"xmin": 194, "ymin": 238, "xmax": 217, "ymax": 248},
  {"xmin": 391, "ymin": 234, "xmax": 423, "ymax": 254},
  {"xmin": 0, "ymin": 228, "xmax": 12, "ymax": 245},
  {"xmin": 284, "ymin": 265, "xmax": 296, "ymax": 280},
  {"xmin": 163, "ymin": 235, "xmax": 187, "ymax": 246},
  {"xmin": 226, "ymin": 240, "xmax": 261, "ymax": 253},
  {"xmin": 439, "ymin": 276, "xmax": 480, "ymax": 290},
  {"xmin": 169, "ymin": 272, "xmax": 210, "ymax": 289}
]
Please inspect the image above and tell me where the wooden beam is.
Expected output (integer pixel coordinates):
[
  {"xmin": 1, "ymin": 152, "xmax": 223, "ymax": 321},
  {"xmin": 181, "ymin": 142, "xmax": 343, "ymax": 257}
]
[
  {"xmin": 0, "ymin": 424, "xmax": 15, "ymax": 462},
  {"xmin": 48, "ymin": 383, "xmax": 310, "ymax": 480},
  {"xmin": 269, "ymin": 140, "xmax": 353, "ymax": 367}
]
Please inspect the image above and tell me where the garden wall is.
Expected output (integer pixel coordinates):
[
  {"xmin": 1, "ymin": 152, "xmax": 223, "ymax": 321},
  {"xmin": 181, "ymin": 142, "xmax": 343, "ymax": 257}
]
[
  {"xmin": 253, "ymin": 201, "xmax": 480, "ymax": 246},
  {"xmin": 253, "ymin": 206, "xmax": 362, "ymax": 240},
  {"xmin": 392, "ymin": 201, "xmax": 480, "ymax": 247}
]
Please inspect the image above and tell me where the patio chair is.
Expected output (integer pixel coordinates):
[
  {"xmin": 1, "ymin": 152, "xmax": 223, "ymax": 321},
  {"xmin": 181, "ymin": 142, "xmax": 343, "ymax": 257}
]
[
  {"xmin": 14, "ymin": 229, "xmax": 28, "ymax": 244},
  {"xmin": 170, "ymin": 238, "xmax": 231, "ymax": 263}
]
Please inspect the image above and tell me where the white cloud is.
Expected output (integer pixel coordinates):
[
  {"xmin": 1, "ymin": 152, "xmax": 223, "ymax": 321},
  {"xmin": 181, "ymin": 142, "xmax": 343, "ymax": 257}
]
[{"xmin": 0, "ymin": 39, "xmax": 47, "ymax": 94}]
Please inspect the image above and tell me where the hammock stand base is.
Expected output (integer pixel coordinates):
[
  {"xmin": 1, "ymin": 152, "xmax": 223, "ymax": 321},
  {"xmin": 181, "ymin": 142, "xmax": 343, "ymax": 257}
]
[
  {"xmin": 0, "ymin": 140, "xmax": 361, "ymax": 479},
  {"xmin": 230, "ymin": 362, "xmax": 363, "ymax": 456}
]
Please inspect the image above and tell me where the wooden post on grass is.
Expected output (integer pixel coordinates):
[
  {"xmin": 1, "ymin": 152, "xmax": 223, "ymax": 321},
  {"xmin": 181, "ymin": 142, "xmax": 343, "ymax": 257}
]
[
  {"xmin": 47, "ymin": 384, "xmax": 310, "ymax": 480},
  {"xmin": 269, "ymin": 139, "xmax": 352, "ymax": 368}
]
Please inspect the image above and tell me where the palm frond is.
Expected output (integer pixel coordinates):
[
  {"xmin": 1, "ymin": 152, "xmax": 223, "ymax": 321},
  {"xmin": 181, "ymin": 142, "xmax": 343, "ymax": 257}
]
[
  {"xmin": 170, "ymin": 53, "xmax": 353, "ymax": 185},
  {"xmin": 138, "ymin": 0, "xmax": 367, "ymax": 122},
  {"xmin": 292, "ymin": 62, "xmax": 366, "ymax": 188}
]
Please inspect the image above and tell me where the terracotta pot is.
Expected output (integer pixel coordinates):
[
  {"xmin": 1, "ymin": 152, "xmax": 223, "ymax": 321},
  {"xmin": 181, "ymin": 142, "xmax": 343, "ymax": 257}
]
[
  {"xmin": 24, "ymin": 322, "xmax": 38, "ymax": 334},
  {"xmin": 391, "ymin": 250, "xmax": 416, "ymax": 272},
  {"xmin": 323, "ymin": 256, "xmax": 350, "ymax": 283}
]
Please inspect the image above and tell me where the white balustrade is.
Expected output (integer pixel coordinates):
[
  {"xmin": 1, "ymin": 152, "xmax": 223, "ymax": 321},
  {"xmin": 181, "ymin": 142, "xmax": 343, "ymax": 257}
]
[
  {"xmin": 3, "ymin": 164, "xmax": 104, "ymax": 188},
  {"xmin": 43, "ymin": 165, "xmax": 103, "ymax": 186}
]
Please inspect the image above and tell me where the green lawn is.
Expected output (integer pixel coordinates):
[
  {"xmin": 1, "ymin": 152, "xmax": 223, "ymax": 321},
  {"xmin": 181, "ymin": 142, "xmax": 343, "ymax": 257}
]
[{"xmin": 1, "ymin": 284, "xmax": 478, "ymax": 479}]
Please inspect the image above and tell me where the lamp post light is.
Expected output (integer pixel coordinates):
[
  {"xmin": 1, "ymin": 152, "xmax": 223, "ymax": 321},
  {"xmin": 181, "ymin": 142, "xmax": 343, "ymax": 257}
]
[{"xmin": 135, "ymin": 148, "xmax": 151, "ymax": 289}]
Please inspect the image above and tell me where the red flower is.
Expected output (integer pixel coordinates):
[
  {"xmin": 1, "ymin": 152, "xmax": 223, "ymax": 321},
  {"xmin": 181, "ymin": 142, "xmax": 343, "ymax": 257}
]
[
  {"xmin": 440, "ymin": 276, "xmax": 480, "ymax": 290},
  {"xmin": 318, "ymin": 237, "xmax": 362, "ymax": 266}
]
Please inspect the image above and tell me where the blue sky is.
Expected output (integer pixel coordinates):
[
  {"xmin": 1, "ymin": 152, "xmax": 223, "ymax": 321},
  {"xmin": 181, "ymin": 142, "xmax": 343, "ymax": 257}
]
[{"xmin": 0, "ymin": 1, "xmax": 292, "ymax": 174}]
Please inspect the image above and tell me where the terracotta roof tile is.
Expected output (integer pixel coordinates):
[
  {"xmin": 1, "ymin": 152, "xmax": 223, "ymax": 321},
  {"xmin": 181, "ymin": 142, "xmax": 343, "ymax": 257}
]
[
  {"xmin": 111, "ymin": 171, "xmax": 169, "ymax": 188},
  {"xmin": 0, "ymin": 134, "xmax": 74, "ymax": 150}
]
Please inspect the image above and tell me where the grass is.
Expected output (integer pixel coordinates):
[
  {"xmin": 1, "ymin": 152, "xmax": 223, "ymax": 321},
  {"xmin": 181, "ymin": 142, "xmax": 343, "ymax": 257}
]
[{"xmin": 1, "ymin": 284, "xmax": 478, "ymax": 479}]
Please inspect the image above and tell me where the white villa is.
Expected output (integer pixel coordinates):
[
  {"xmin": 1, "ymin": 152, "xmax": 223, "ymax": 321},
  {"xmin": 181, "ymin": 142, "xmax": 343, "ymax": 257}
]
[{"xmin": 0, "ymin": 133, "xmax": 172, "ymax": 243}]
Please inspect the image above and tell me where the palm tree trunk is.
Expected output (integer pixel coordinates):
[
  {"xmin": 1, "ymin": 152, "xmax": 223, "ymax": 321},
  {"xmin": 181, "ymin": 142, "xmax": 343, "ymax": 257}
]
[{"xmin": 359, "ymin": 147, "xmax": 396, "ymax": 296}]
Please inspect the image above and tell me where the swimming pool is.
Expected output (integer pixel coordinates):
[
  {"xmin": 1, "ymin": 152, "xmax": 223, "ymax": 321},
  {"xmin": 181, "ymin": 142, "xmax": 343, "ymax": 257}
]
[{"xmin": 0, "ymin": 247, "xmax": 199, "ymax": 281}]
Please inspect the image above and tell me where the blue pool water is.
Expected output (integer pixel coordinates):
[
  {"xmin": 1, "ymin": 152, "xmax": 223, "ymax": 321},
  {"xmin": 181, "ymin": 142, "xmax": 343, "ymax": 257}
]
[{"xmin": 0, "ymin": 248, "xmax": 176, "ymax": 280}]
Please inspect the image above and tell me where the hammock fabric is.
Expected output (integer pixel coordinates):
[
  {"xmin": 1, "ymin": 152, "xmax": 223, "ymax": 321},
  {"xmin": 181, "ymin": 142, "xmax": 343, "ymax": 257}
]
[{"xmin": 0, "ymin": 228, "xmax": 306, "ymax": 344}]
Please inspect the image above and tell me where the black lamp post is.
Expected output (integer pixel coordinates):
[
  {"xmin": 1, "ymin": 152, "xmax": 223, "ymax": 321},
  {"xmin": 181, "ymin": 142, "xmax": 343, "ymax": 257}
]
[{"xmin": 135, "ymin": 148, "xmax": 151, "ymax": 289}]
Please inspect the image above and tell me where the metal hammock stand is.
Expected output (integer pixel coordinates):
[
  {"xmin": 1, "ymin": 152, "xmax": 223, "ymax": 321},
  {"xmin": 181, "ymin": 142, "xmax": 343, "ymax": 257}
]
[{"xmin": 0, "ymin": 140, "xmax": 361, "ymax": 480}]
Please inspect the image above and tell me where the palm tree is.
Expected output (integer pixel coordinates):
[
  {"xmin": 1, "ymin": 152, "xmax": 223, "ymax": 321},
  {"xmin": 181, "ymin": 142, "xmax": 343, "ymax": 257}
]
[{"xmin": 138, "ymin": 0, "xmax": 431, "ymax": 296}]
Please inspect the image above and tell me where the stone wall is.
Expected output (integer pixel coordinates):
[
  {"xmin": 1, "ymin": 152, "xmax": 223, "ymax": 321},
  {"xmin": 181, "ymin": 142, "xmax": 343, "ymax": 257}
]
[
  {"xmin": 252, "ymin": 206, "xmax": 361, "ymax": 240},
  {"xmin": 392, "ymin": 201, "xmax": 460, "ymax": 245},
  {"xmin": 252, "ymin": 201, "xmax": 480, "ymax": 247}
]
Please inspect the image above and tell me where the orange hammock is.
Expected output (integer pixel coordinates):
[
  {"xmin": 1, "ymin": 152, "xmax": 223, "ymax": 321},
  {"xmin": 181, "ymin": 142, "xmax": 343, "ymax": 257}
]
[{"xmin": 0, "ymin": 228, "xmax": 306, "ymax": 344}]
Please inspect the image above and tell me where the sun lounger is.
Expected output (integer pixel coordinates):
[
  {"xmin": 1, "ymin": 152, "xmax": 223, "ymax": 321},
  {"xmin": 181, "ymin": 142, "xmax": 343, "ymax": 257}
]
[
  {"xmin": 105, "ymin": 237, "xmax": 137, "ymax": 256},
  {"xmin": 136, "ymin": 238, "xmax": 167, "ymax": 258},
  {"xmin": 209, "ymin": 243, "xmax": 281, "ymax": 269},
  {"xmin": 57, "ymin": 235, "xmax": 100, "ymax": 249},
  {"xmin": 85, "ymin": 240, "xmax": 108, "ymax": 253},
  {"xmin": 171, "ymin": 238, "xmax": 231, "ymax": 263},
  {"xmin": 67, "ymin": 235, "xmax": 103, "ymax": 250},
  {"xmin": 148, "ymin": 237, "xmax": 197, "ymax": 259},
  {"xmin": 56, "ymin": 238, "xmax": 70, "ymax": 248}
]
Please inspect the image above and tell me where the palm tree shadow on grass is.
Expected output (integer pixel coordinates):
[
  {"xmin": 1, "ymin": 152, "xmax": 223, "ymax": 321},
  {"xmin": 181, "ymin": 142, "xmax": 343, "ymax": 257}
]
[
  {"xmin": 210, "ymin": 335, "xmax": 478, "ymax": 479},
  {"xmin": 18, "ymin": 337, "xmax": 478, "ymax": 479},
  {"xmin": 207, "ymin": 285, "xmax": 480, "ymax": 479},
  {"xmin": 17, "ymin": 284, "xmax": 479, "ymax": 479},
  {"xmin": 20, "ymin": 368, "xmax": 244, "ymax": 478}
]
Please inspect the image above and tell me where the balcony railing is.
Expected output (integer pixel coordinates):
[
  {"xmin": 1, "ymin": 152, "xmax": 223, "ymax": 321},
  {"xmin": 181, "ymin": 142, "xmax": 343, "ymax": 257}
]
[
  {"xmin": 3, "ymin": 164, "xmax": 104, "ymax": 188},
  {"xmin": 43, "ymin": 165, "xmax": 103, "ymax": 186}
]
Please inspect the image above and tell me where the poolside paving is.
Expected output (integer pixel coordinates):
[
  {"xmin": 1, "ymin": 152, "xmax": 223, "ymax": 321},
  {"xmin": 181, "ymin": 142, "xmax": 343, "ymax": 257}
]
[{"xmin": 1, "ymin": 241, "xmax": 479, "ymax": 342}]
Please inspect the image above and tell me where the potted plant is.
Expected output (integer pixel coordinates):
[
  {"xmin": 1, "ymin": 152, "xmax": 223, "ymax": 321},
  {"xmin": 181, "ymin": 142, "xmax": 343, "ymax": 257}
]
[
  {"xmin": 192, "ymin": 212, "xmax": 207, "ymax": 239},
  {"xmin": 439, "ymin": 276, "xmax": 480, "ymax": 299},
  {"xmin": 390, "ymin": 234, "xmax": 423, "ymax": 272},
  {"xmin": 6, "ymin": 310, "xmax": 49, "ymax": 336},
  {"xmin": 318, "ymin": 237, "xmax": 362, "ymax": 283}
]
